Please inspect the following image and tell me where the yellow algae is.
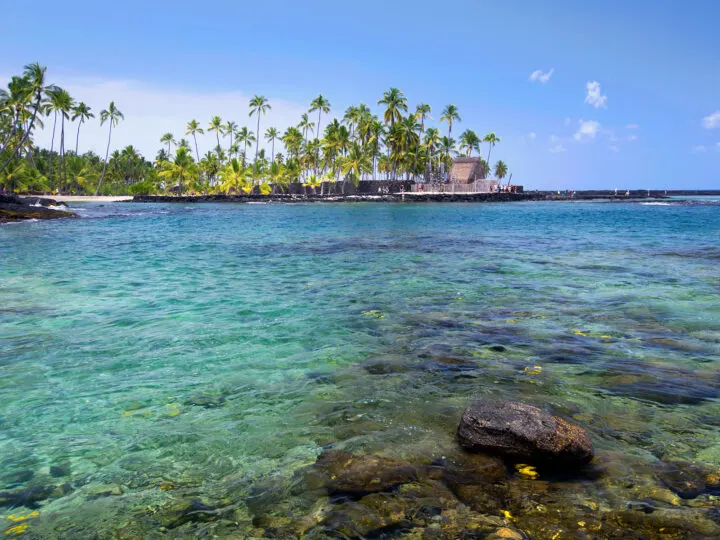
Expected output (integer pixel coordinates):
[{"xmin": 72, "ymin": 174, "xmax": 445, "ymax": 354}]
[
  {"xmin": 362, "ymin": 310, "xmax": 385, "ymax": 319},
  {"xmin": 573, "ymin": 330, "xmax": 588, "ymax": 337},
  {"xmin": 165, "ymin": 404, "xmax": 182, "ymax": 417},
  {"xmin": 6, "ymin": 513, "xmax": 38, "ymax": 523},
  {"xmin": 515, "ymin": 464, "xmax": 539, "ymax": 479},
  {"xmin": 505, "ymin": 319, "xmax": 518, "ymax": 324},
  {"xmin": 4, "ymin": 524, "xmax": 28, "ymax": 536},
  {"xmin": 524, "ymin": 366, "xmax": 542, "ymax": 375},
  {"xmin": 159, "ymin": 481, "xmax": 175, "ymax": 491}
]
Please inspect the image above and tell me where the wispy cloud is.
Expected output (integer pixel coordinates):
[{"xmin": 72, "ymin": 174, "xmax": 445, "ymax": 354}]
[
  {"xmin": 529, "ymin": 69, "xmax": 554, "ymax": 84},
  {"xmin": 626, "ymin": 123, "xmax": 639, "ymax": 129},
  {"xmin": 549, "ymin": 135, "xmax": 566, "ymax": 153},
  {"xmin": 564, "ymin": 117, "xmax": 571, "ymax": 127},
  {"xmin": 627, "ymin": 134, "xmax": 638, "ymax": 142},
  {"xmin": 692, "ymin": 145, "xmax": 707, "ymax": 153},
  {"xmin": 609, "ymin": 145, "xmax": 620, "ymax": 152},
  {"xmin": 702, "ymin": 111, "xmax": 720, "ymax": 129},
  {"xmin": 574, "ymin": 120, "xmax": 601, "ymax": 141},
  {"xmin": 527, "ymin": 132, "xmax": 537, "ymax": 140},
  {"xmin": 584, "ymin": 81, "xmax": 607, "ymax": 109}
]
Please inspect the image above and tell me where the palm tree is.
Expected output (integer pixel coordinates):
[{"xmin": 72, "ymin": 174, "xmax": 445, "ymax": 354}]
[
  {"xmin": 413, "ymin": 103, "xmax": 431, "ymax": 179},
  {"xmin": 208, "ymin": 116, "xmax": 223, "ymax": 153},
  {"xmin": 484, "ymin": 132, "xmax": 501, "ymax": 166},
  {"xmin": 160, "ymin": 132, "xmax": 175, "ymax": 157},
  {"xmin": 265, "ymin": 127, "xmax": 279, "ymax": 158},
  {"xmin": 423, "ymin": 128, "xmax": 442, "ymax": 173},
  {"xmin": 309, "ymin": 94, "xmax": 331, "ymax": 139},
  {"xmin": 1, "ymin": 63, "xmax": 54, "ymax": 174},
  {"xmin": 45, "ymin": 87, "xmax": 64, "ymax": 185},
  {"xmin": 236, "ymin": 127, "xmax": 256, "ymax": 167},
  {"xmin": 56, "ymin": 89, "xmax": 75, "ymax": 191},
  {"xmin": 377, "ymin": 88, "xmax": 408, "ymax": 126},
  {"xmin": 298, "ymin": 113, "xmax": 315, "ymax": 144},
  {"xmin": 185, "ymin": 120, "xmax": 204, "ymax": 162},
  {"xmin": 440, "ymin": 105, "xmax": 461, "ymax": 141},
  {"xmin": 218, "ymin": 158, "xmax": 247, "ymax": 194},
  {"xmin": 223, "ymin": 121, "xmax": 237, "ymax": 153},
  {"xmin": 71, "ymin": 102, "xmax": 94, "ymax": 154},
  {"xmin": 95, "ymin": 101, "xmax": 124, "ymax": 195},
  {"xmin": 248, "ymin": 96, "xmax": 270, "ymax": 166},
  {"xmin": 341, "ymin": 144, "xmax": 372, "ymax": 190},
  {"xmin": 158, "ymin": 147, "xmax": 198, "ymax": 196},
  {"xmin": 494, "ymin": 160, "xmax": 508, "ymax": 183},
  {"xmin": 459, "ymin": 129, "xmax": 480, "ymax": 157}
]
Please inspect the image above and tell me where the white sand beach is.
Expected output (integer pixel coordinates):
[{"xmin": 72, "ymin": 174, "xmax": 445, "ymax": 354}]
[{"xmin": 29, "ymin": 195, "xmax": 133, "ymax": 203}]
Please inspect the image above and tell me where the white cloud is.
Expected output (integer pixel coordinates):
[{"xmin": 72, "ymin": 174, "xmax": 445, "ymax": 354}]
[
  {"xmin": 528, "ymin": 132, "xmax": 537, "ymax": 140},
  {"xmin": 702, "ymin": 111, "xmax": 720, "ymax": 129},
  {"xmin": 574, "ymin": 120, "xmax": 601, "ymax": 141},
  {"xmin": 549, "ymin": 135, "xmax": 566, "ymax": 153},
  {"xmin": 626, "ymin": 123, "xmax": 639, "ymax": 129},
  {"xmin": 0, "ymin": 74, "xmax": 309, "ymax": 159},
  {"xmin": 564, "ymin": 117, "xmax": 571, "ymax": 127},
  {"xmin": 717, "ymin": 142, "xmax": 720, "ymax": 149},
  {"xmin": 692, "ymin": 145, "xmax": 707, "ymax": 153},
  {"xmin": 584, "ymin": 81, "xmax": 607, "ymax": 109},
  {"xmin": 529, "ymin": 69, "xmax": 554, "ymax": 83},
  {"xmin": 609, "ymin": 145, "xmax": 620, "ymax": 152},
  {"xmin": 627, "ymin": 134, "xmax": 638, "ymax": 142}
]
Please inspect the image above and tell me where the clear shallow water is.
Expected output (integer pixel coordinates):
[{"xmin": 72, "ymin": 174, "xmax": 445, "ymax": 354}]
[{"xmin": 1, "ymin": 200, "xmax": 719, "ymax": 538}]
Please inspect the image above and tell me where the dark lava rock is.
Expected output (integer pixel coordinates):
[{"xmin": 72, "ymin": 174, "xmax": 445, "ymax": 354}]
[
  {"xmin": 184, "ymin": 392, "xmax": 225, "ymax": 408},
  {"xmin": 50, "ymin": 462, "xmax": 71, "ymax": 478},
  {"xmin": 457, "ymin": 400, "xmax": 594, "ymax": 467},
  {"xmin": 0, "ymin": 484, "xmax": 56, "ymax": 508},
  {"xmin": 308, "ymin": 451, "xmax": 418, "ymax": 497},
  {"xmin": 654, "ymin": 460, "xmax": 720, "ymax": 499},
  {"xmin": 0, "ymin": 194, "xmax": 75, "ymax": 223},
  {"xmin": 155, "ymin": 498, "xmax": 219, "ymax": 529}
]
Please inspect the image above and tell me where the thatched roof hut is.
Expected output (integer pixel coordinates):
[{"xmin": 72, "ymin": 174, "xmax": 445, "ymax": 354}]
[{"xmin": 450, "ymin": 157, "xmax": 487, "ymax": 184}]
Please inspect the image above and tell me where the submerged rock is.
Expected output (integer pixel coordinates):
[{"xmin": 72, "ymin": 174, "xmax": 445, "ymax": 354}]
[
  {"xmin": 457, "ymin": 400, "xmax": 594, "ymax": 467},
  {"xmin": 654, "ymin": 460, "xmax": 720, "ymax": 499},
  {"xmin": 309, "ymin": 451, "xmax": 418, "ymax": 496}
]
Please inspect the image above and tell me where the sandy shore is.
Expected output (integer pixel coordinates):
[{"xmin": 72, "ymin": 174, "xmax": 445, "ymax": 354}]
[{"xmin": 23, "ymin": 195, "xmax": 133, "ymax": 203}]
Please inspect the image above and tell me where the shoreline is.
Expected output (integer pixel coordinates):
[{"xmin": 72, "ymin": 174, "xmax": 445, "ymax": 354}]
[{"xmin": 130, "ymin": 192, "xmax": 669, "ymax": 204}]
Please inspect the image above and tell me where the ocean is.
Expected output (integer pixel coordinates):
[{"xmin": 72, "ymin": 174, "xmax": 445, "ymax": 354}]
[{"xmin": 1, "ymin": 200, "xmax": 719, "ymax": 537}]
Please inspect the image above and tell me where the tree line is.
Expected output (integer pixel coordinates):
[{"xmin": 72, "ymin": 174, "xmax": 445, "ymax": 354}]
[{"xmin": 1, "ymin": 63, "xmax": 509, "ymax": 195}]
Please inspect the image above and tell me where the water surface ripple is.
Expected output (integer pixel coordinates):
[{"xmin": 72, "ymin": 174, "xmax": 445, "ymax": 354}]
[{"xmin": 1, "ymin": 201, "xmax": 719, "ymax": 538}]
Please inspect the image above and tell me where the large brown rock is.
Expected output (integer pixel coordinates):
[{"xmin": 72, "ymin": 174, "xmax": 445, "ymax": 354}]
[{"xmin": 457, "ymin": 400, "xmax": 594, "ymax": 467}]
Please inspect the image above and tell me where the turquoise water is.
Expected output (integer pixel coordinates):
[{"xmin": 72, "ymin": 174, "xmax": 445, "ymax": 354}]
[{"xmin": 1, "ymin": 200, "xmax": 719, "ymax": 538}]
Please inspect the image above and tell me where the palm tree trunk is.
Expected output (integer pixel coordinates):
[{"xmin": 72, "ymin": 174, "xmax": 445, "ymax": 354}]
[
  {"xmin": 60, "ymin": 115, "xmax": 66, "ymax": 193},
  {"xmin": 0, "ymin": 93, "xmax": 43, "ymax": 175},
  {"xmin": 271, "ymin": 139, "xmax": 275, "ymax": 158},
  {"xmin": 50, "ymin": 111, "xmax": 58, "ymax": 188},
  {"xmin": 254, "ymin": 116, "xmax": 261, "ymax": 166},
  {"xmin": 75, "ymin": 121, "xmax": 82, "ymax": 154},
  {"xmin": 95, "ymin": 123, "xmax": 113, "ymax": 196},
  {"xmin": 487, "ymin": 145, "xmax": 493, "ymax": 172},
  {"xmin": 193, "ymin": 134, "xmax": 199, "ymax": 162}
]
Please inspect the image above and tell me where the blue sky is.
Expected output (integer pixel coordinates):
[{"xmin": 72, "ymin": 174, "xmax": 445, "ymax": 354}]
[{"xmin": 2, "ymin": 0, "xmax": 719, "ymax": 189}]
